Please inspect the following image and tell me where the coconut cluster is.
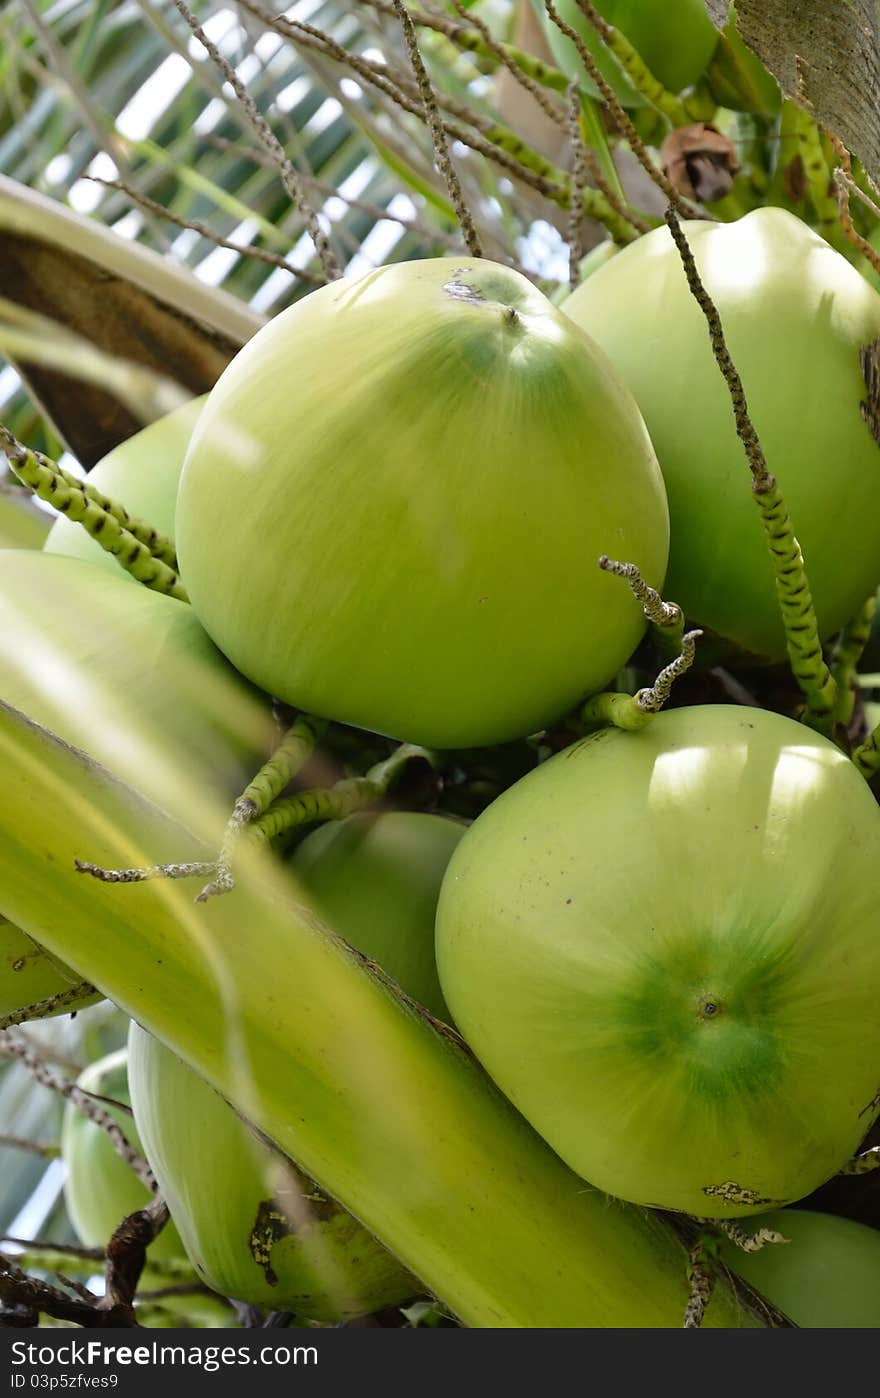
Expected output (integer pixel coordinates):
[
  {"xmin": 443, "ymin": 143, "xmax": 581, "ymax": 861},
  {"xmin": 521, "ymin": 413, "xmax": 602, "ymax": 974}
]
[{"xmin": 5, "ymin": 210, "xmax": 880, "ymax": 1318}]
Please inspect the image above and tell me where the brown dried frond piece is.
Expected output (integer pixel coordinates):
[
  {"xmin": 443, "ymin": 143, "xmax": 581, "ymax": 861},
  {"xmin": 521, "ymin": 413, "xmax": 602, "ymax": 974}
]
[{"xmin": 660, "ymin": 124, "xmax": 740, "ymax": 204}]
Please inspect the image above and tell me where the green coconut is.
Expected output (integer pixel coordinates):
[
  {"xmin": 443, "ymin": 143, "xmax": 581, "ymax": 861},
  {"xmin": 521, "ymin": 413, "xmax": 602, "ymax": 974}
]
[
  {"xmin": 436, "ymin": 704, "xmax": 880, "ymax": 1217},
  {"xmin": 176, "ymin": 256, "xmax": 668, "ymax": 749},
  {"xmin": 0, "ymin": 913, "xmax": 99, "ymax": 1022},
  {"xmin": 127, "ymin": 1023, "xmax": 417, "ymax": 1322},
  {"xmin": 62, "ymin": 1048, "xmax": 185, "ymax": 1264},
  {"xmin": 0, "ymin": 551, "xmax": 274, "ymax": 809},
  {"xmin": 563, "ymin": 208, "xmax": 880, "ymax": 659},
  {"xmin": 44, "ymin": 395, "xmax": 205, "ymax": 576},
  {"xmin": 290, "ymin": 811, "xmax": 467, "ymax": 1022},
  {"xmin": 719, "ymin": 1209, "xmax": 880, "ymax": 1327},
  {"xmin": 532, "ymin": 0, "xmax": 718, "ymax": 107}
]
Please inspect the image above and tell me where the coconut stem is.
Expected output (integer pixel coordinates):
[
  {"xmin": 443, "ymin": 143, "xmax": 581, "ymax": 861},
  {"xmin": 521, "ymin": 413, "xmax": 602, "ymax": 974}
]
[
  {"xmin": 253, "ymin": 743, "xmax": 434, "ymax": 846},
  {"xmin": 598, "ymin": 554, "xmax": 687, "ymax": 662},
  {"xmin": 830, "ymin": 593, "xmax": 877, "ymax": 731},
  {"xmin": 580, "ymin": 628, "xmax": 700, "ymax": 731},
  {"xmin": 0, "ymin": 424, "xmax": 186, "ymax": 601},
  {"xmin": 663, "ymin": 208, "xmax": 838, "ymax": 737},
  {"xmin": 840, "ymin": 1145, "xmax": 880, "ymax": 1175},
  {"xmin": 363, "ymin": 0, "xmax": 572, "ymax": 95},
  {"xmin": 829, "ymin": 136, "xmax": 880, "ymax": 275},
  {"xmin": 392, "ymin": 0, "xmax": 483, "ymax": 259},
  {"xmin": 696, "ymin": 1218, "xmax": 789, "ymax": 1253},
  {"xmin": 570, "ymin": 0, "xmax": 694, "ymax": 127},
  {"xmin": 0, "ymin": 1030, "xmax": 156, "ymax": 1192},
  {"xmin": 567, "ymin": 81, "xmax": 589, "ymax": 289},
  {"xmin": 169, "ymin": 0, "xmax": 340, "ymax": 282},
  {"xmin": 241, "ymin": 0, "xmax": 645, "ymax": 245},
  {"xmin": 791, "ymin": 107, "xmax": 845, "ymax": 252},
  {"xmin": 544, "ymin": 0, "xmax": 702, "ymax": 221},
  {"xmin": 683, "ymin": 1239, "xmax": 716, "ymax": 1328},
  {"xmin": 0, "ymin": 981, "xmax": 96, "ymax": 1032},
  {"xmin": 75, "ymin": 743, "xmax": 436, "ymax": 900},
  {"xmin": 194, "ymin": 713, "xmax": 326, "ymax": 903}
]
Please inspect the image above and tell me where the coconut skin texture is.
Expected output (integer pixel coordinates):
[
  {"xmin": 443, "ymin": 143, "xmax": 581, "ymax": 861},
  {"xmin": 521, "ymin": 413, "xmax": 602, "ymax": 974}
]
[
  {"xmin": 0, "ymin": 551, "xmax": 274, "ymax": 807},
  {"xmin": 44, "ymin": 395, "xmax": 205, "ymax": 576},
  {"xmin": 127, "ymin": 1024, "xmax": 417, "ymax": 1322},
  {"xmin": 562, "ymin": 208, "xmax": 880, "ymax": 660},
  {"xmin": 435, "ymin": 705, "xmax": 880, "ymax": 1218},
  {"xmin": 291, "ymin": 812, "xmax": 467, "ymax": 1022},
  {"xmin": 176, "ymin": 256, "xmax": 669, "ymax": 749},
  {"xmin": 719, "ymin": 1210, "xmax": 880, "ymax": 1328}
]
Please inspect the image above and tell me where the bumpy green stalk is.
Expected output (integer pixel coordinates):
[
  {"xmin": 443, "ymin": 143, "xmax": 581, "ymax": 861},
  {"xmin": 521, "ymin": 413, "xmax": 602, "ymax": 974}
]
[
  {"xmin": 76, "ymin": 742, "xmax": 433, "ymax": 897},
  {"xmin": 831, "ymin": 594, "xmax": 877, "ymax": 731},
  {"xmin": 664, "ymin": 209, "xmax": 838, "ymax": 735},
  {"xmin": 195, "ymin": 714, "xmax": 326, "ymax": 902},
  {"xmin": 749, "ymin": 482, "xmax": 837, "ymax": 731},
  {"xmin": 0, "ymin": 699, "xmax": 758, "ymax": 1328},
  {"xmin": 791, "ymin": 105, "xmax": 844, "ymax": 251},
  {"xmin": 851, "ymin": 725, "xmax": 880, "ymax": 780},
  {"xmin": 572, "ymin": 0, "xmax": 690, "ymax": 125},
  {"xmin": 0, "ymin": 427, "xmax": 186, "ymax": 601}
]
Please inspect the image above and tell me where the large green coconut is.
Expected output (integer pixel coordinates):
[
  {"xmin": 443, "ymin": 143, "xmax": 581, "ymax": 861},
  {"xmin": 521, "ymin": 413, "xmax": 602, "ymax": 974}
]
[
  {"xmin": 436, "ymin": 705, "xmax": 880, "ymax": 1217},
  {"xmin": 562, "ymin": 209, "xmax": 880, "ymax": 659},
  {"xmin": 175, "ymin": 256, "xmax": 668, "ymax": 749}
]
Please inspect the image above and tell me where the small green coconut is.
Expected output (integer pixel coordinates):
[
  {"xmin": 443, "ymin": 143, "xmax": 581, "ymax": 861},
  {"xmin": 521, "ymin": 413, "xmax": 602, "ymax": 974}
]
[{"xmin": 719, "ymin": 1209, "xmax": 880, "ymax": 1327}]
